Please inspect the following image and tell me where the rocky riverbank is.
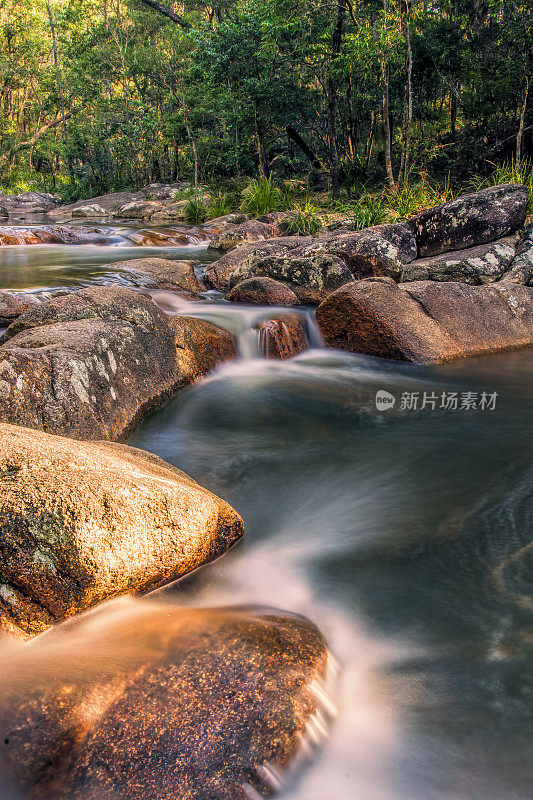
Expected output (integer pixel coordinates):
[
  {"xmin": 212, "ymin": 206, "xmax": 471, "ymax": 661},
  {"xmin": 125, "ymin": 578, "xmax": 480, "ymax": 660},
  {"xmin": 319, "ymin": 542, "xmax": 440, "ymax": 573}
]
[{"xmin": 0, "ymin": 180, "xmax": 532, "ymax": 799}]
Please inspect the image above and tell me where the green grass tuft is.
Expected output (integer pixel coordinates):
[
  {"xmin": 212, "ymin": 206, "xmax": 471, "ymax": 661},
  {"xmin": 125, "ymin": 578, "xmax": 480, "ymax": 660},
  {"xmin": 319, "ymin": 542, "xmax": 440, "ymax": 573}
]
[{"xmin": 240, "ymin": 176, "xmax": 290, "ymax": 217}]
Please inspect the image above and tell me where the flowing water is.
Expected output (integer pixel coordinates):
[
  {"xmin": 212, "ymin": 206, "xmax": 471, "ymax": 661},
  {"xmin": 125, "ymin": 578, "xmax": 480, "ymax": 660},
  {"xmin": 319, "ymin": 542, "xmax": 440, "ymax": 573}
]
[{"xmin": 1, "ymin": 222, "xmax": 532, "ymax": 800}]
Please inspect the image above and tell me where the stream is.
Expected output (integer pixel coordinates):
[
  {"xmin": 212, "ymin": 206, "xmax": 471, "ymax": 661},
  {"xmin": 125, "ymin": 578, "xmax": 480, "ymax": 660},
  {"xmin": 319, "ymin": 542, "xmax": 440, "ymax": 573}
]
[{"xmin": 1, "ymin": 221, "xmax": 532, "ymax": 800}]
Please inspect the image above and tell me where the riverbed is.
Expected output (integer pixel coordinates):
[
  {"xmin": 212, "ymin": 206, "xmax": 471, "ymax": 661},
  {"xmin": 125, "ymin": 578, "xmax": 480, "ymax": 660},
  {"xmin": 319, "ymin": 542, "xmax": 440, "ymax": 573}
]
[{"xmin": 1, "ymin": 220, "xmax": 532, "ymax": 800}]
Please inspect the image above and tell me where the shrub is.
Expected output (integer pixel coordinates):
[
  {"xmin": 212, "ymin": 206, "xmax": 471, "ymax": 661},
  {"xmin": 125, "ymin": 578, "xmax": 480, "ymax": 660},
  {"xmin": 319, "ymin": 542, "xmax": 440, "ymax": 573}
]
[
  {"xmin": 184, "ymin": 197, "xmax": 207, "ymax": 224},
  {"xmin": 385, "ymin": 176, "xmax": 453, "ymax": 218},
  {"xmin": 286, "ymin": 200, "xmax": 323, "ymax": 236},
  {"xmin": 240, "ymin": 176, "xmax": 289, "ymax": 217},
  {"xmin": 469, "ymin": 158, "xmax": 533, "ymax": 213}
]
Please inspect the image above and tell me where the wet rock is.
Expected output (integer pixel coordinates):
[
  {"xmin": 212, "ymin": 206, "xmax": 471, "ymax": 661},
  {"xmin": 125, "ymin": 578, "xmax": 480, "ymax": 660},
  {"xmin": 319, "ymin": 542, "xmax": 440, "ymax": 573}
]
[
  {"xmin": 316, "ymin": 278, "xmax": 533, "ymax": 363},
  {"xmin": 0, "ymin": 427, "xmax": 243, "ymax": 637},
  {"xmin": 401, "ymin": 236, "xmax": 518, "ymax": 284},
  {"xmin": 231, "ymin": 253, "xmax": 354, "ymax": 303},
  {"xmin": 0, "ymin": 225, "xmax": 100, "ymax": 246},
  {"xmin": 127, "ymin": 228, "xmax": 207, "ymax": 247},
  {"xmin": 0, "ymin": 293, "xmax": 36, "ymax": 327},
  {"xmin": 205, "ymin": 237, "xmax": 312, "ymax": 291},
  {"xmin": 204, "ymin": 212, "xmax": 248, "ymax": 233},
  {"xmin": 256, "ymin": 313, "xmax": 310, "ymax": 359},
  {"xmin": 106, "ymin": 257, "xmax": 205, "ymax": 294},
  {"xmin": 116, "ymin": 201, "xmax": 164, "ymax": 219},
  {"xmin": 228, "ymin": 277, "xmax": 299, "ymax": 306},
  {"xmin": 500, "ymin": 224, "xmax": 533, "ymax": 285},
  {"xmin": 412, "ymin": 183, "xmax": 528, "ymax": 257},
  {"xmin": 208, "ymin": 220, "xmax": 278, "ymax": 252},
  {"xmin": 0, "ymin": 286, "xmax": 235, "ymax": 440},
  {"xmin": 300, "ymin": 223, "xmax": 417, "ymax": 279},
  {"xmin": 0, "ymin": 600, "xmax": 332, "ymax": 800},
  {"xmin": 71, "ymin": 204, "xmax": 109, "ymax": 219},
  {"xmin": 0, "ymin": 191, "xmax": 60, "ymax": 214}
]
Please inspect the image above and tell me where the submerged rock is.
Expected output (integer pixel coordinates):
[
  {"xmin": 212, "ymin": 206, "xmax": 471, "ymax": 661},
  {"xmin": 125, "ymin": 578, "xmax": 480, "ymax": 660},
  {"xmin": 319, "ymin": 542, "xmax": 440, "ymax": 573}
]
[
  {"xmin": 0, "ymin": 427, "xmax": 243, "ymax": 636},
  {"xmin": 316, "ymin": 278, "xmax": 533, "ymax": 363},
  {"xmin": 400, "ymin": 236, "xmax": 518, "ymax": 284},
  {"xmin": 106, "ymin": 257, "xmax": 206, "ymax": 294},
  {"xmin": 0, "ymin": 600, "xmax": 332, "ymax": 800},
  {"xmin": 227, "ymin": 277, "xmax": 299, "ymax": 306},
  {"xmin": 0, "ymin": 286, "xmax": 234, "ymax": 440},
  {"xmin": 411, "ymin": 183, "xmax": 528, "ymax": 257},
  {"xmin": 256, "ymin": 314, "xmax": 310, "ymax": 359}
]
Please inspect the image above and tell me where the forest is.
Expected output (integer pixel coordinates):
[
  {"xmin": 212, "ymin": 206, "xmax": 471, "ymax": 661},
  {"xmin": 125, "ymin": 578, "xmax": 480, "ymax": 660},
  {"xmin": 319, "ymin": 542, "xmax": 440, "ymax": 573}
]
[{"xmin": 0, "ymin": 0, "xmax": 532, "ymax": 207}]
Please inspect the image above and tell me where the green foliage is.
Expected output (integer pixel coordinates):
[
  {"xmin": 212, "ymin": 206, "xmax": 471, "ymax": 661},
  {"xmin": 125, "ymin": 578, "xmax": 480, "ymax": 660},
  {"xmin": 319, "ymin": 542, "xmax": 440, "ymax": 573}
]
[
  {"xmin": 184, "ymin": 197, "xmax": 208, "ymax": 224},
  {"xmin": 385, "ymin": 178, "xmax": 453, "ymax": 218},
  {"xmin": 206, "ymin": 189, "xmax": 243, "ymax": 219},
  {"xmin": 469, "ymin": 159, "xmax": 533, "ymax": 213},
  {"xmin": 286, "ymin": 200, "xmax": 322, "ymax": 236},
  {"xmin": 0, "ymin": 0, "xmax": 531, "ymax": 201},
  {"xmin": 240, "ymin": 177, "xmax": 289, "ymax": 217}
]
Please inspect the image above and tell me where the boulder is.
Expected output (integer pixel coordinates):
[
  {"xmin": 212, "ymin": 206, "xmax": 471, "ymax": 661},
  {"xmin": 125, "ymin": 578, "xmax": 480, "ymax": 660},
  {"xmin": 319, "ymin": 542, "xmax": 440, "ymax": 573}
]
[
  {"xmin": 412, "ymin": 183, "xmax": 528, "ymax": 257},
  {"xmin": 316, "ymin": 278, "xmax": 533, "ymax": 363},
  {"xmin": 256, "ymin": 314, "xmax": 310, "ymax": 359},
  {"xmin": 300, "ymin": 223, "xmax": 417, "ymax": 279},
  {"xmin": 0, "ymin": 191, "xmax": 60, "ymax": 214},
  {"xmin": 203, "ymin": 212, "xmax": 248, "ymax": 235},
  {"xmin": 500, "ymin": 224, "xmax": 533, "ymax": 285},
  {"xmin": 0, "ymin": 293, "xmax": 36, "ymax": 327},
  {"xmin": 149, "ymin": 194, "xmax": 211, "ymax": 222},
  {"xmin": 0, "ymin": 225, "xmax": 105, "ymax": 246},
  {"xmin": 204, "ymin": 236, "xmax": 312, "ymax": 291},
  {"xmin": 0, "ymin": 286, "xmax": 235, "ymax": 440},
  {"xmin": 0, "ymin": 426, "xmax": 244, "ymax": 636},
  {"xmin": 126, "ymin": 228, "xmax": 208, "ymax": 247},
  {"xmin": 208, "ymin": 219, "xmax": 277, "ymax": 252},
  {"xmin": 227, "ymin": 277, "xmax": 299, "ymax": 306},
  {"xmin": 105, "ymin": 257, "xmax": 206, "ymax": 294},
  {"xmin": 71, "ymin": 204, "xmax": 109, "ymax": 219},
  {"xmin": 116, "ymin": 201, "xmax": 163, "ymax": 220},
  {"xmin": 401, "ymin": 236, "xmax": 518, "ymax": 284},
  {"xmin": 0, "ymin": 600, "xmax": 331, "ymax": 800},
  {"xmin": 230, "ymin": 253, "xmax": 354, "ymax": 304}
]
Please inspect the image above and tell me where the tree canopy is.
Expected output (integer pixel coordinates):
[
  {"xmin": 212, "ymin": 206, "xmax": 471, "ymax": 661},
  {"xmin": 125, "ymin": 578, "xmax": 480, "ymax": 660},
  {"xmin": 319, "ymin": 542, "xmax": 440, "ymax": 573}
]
[{"xmin": 0, "ymin": 0, "xmax": 531, "ymax": 198}]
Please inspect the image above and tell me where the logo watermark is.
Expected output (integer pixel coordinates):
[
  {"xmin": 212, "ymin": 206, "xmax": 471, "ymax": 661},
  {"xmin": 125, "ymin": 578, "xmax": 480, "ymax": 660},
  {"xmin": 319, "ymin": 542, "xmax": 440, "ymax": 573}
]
[{"xmin": 375, "ymin": 390, "xmax": 498, "ymax": 412}]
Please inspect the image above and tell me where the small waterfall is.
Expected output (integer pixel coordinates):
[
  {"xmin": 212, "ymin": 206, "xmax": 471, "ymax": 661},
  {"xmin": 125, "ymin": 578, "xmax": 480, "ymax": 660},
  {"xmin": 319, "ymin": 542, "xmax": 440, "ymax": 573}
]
[{"xmin": 148, "ymin": 289, "xmax": 321, "ymax": 360}]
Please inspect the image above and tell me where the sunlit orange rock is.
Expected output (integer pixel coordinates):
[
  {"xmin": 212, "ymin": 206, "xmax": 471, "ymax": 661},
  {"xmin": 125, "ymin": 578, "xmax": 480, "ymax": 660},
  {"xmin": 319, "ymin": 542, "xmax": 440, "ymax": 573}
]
[
  {"xmin": 0, "ymin": 600, "xmax": 333, "ymax": 800},
  {"xmin": 0, "ymin": 427, "xmax": 243, "ymax": 636}
]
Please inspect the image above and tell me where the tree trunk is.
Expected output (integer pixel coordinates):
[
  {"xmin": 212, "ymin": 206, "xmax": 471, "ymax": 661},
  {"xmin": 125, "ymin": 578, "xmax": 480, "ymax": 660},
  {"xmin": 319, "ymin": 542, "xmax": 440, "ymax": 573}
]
[
  {"xmin": 285, "ymin": 125, "xmax": 323, "ymax": 170},
  {"xmin": 381, "ymin": 0, "xmax": 396, "ymax": 192},
  {"xmin": 254, "ymin": 108, "xmax": 269, "ymax": 179},
  {"xmin": 181, "ymin": 92, "xmax": 198, "ymax": 187},
  {"xmin": 399, "ymin": 1, "xmax": 413, "ymax": 185},
  {"xmin": 516, "ymin": 75, "xmax": 529, "ymax": 169},
  {"xmin": 0, "ymin": 113, "xmax": 74, "ymax": 172},
  {"xmin": 325, "ymin": 0, "xmax": 347, "ymax": 199},
  {"xmin": 46, "ymin": 1, "xmax": 73, "ymax": 180},
  {"xmin": 136, "ymin": 0, "xmax": 191, "ymax": 28}
]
